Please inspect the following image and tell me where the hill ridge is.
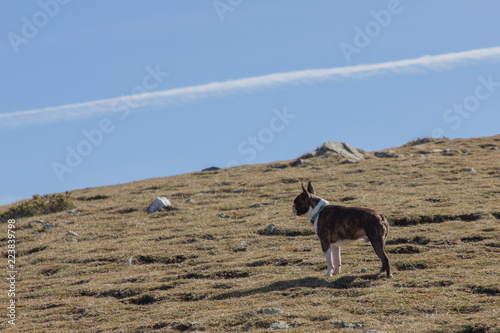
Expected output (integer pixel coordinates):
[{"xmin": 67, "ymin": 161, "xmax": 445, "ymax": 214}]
[{"xmin": 1, "ymin": 134, "xmax": 499, "ymax": 332}]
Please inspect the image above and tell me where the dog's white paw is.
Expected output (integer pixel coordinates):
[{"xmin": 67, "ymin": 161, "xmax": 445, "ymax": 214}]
[{"xmin": 324, "ymin": 270, "xmax": 333, "ymax": 277}]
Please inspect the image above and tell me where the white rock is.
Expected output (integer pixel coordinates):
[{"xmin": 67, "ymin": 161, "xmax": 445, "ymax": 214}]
[
  {"xmin": 67, "ymin": 230, "xmax": 79, "ymax": 237},
  {"xmin": 148, "ymin": 197, "xmax": 171, "ymax": 213},
  {"xmin": 269, "ymin": 321, "xmax": 290, "ymax": 330}
]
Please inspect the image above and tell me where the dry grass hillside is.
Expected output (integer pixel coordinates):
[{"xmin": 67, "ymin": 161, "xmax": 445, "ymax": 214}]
[{"xmin": 1, "ymin": 135, "xmax": 500, "ymax": 333}]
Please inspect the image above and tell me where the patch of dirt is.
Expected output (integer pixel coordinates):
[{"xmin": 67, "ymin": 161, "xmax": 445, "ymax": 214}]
[
  {"xmin": 386, "ymin": 236, "xmax": 430, "ymax": 245},
  {"xmin": 391, "ymin": 213, "xmax": 484, "ymax": 226},
  {"xmin": 76, "ymin": 195, "xmax": 109, "ymax": 201},
  {"xmin": 131, "ymin": 254, "xmax": 191, "ymax": 265},
  {"xmin": 182, "ymin": 270, "xmax": 249, "ymax": 280},
  {"xmin": 388, "ymin": 245, "xmax": 422, "ymax": 254}
]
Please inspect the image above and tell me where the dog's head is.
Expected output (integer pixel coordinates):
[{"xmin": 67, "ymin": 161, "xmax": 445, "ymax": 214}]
[{"xmin": 292, "ymin": 181, "xmax": 319, "ymax": 216}]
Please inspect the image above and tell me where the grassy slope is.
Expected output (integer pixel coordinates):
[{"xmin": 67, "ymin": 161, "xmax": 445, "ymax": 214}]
[{"xmin": 1, "ymin": 135, "xmax": 500, "ymax": 332}]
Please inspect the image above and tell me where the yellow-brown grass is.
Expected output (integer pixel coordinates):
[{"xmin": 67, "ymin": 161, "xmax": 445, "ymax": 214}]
[{"xmin": 1, "ymin": 135, "xmax": 499, "ymax": 332}]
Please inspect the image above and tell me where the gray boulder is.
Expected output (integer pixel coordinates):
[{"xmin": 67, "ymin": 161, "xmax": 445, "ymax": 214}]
[{"xmin": 315, "ymin": 142, "xmax": 365, "ymax": 161}]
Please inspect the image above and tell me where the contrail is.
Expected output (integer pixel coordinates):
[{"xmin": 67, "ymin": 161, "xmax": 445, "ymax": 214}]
[{"xmin": 2, "ymin": 46, "xmax": 500, "ymax": 128}]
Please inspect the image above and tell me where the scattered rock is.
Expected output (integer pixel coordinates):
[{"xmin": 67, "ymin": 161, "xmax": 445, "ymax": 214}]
[
  {"xmin": 29, "ymin": 220, "xmax": 46, "ymax": 226},
  {"xmin": 185, "ymin": 198, "xmax": 195, "ymax": 203},
  {"xmin": 67, "ymin": 209, "xmax": 78, "ymax": 214},
  {"xmin": 330, "ymin": 320, "xmax": 363, "ymax": 329},
  {"xmin": 291, "ymin": 158, "xmax": 306, "ymax": 167},
  {"xmin": 406, "ymin": 137, "xmax": 433, "ymax": 146},
  {"xmin": 148, "ymin": 197, "xmax": 172, "ymax": 213},
  {"xmin": 269, "ymin": 321, "xmax": 290, "ymax": 330},
  {"xmin": 374, "ymin": 151, "xmax": 404, "ymax": 158},
  {"xmin": 250, "ymin": 204, "xmax": 262, "ymax": 209},
  {"xmin": 29, "ymin": 220, "xmax": 55, "ymax": 232},
  {"xmin": 352, "ymin": 268, "xmax": 368, "ymax": 274},
  {"xmin": 170, "ymin": 321, "xmax": 199, "ymax": 331},
  {"xmin": 263, "ymin": 224, "xmax": 277, "ymax": 236},
  {"xmin": 67, "ymin": 230, "xmax": 80, "ymax": 237},
  {"xmin": 444, "ymin": 148, "xmax": 462, "ymax": 156},
  {"xmin": 217, "ymin": 213, "xmax": 230, "ymax": 219},
  {"xmin": 202, "ymin": 166, "xmax": 220, "ymax": 172},
  {"xmin": 260, "ymin": 307, "xmax": 284, "ymax": 315}
]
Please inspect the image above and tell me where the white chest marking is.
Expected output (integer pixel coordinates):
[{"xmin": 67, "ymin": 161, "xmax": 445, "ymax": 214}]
[{"xmin": 310, "ymin": 198, "xmax": 329, "ymax": 239}]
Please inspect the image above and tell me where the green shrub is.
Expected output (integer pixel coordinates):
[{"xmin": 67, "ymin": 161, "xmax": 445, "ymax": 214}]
[{"xmin": 0, "ymin": 193, "xmax": 75, "ymax": 222}]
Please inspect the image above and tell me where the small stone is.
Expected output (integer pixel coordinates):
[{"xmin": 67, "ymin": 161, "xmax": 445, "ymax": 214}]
[
  {"xmin": 241, "ymin": 241, "xmax": 248, "ymax": 247},
  {"xmin": 444, "ymin": 148, "xmax": 462, "ymax": 155},
  {"xmin": 67, "ymin": 209, "xmax": 78, "ymax": 214},
  {"xmin": 185, "ymin": 198, "xmax": 194, "ymax": 203},
  {"xmin": 170, "ymin": 321, "xmax": 199, "ymax": 331},
  {"xmin": 291, "ymin": 158, "xmax": 306, "ymax": 167},
  {"xmin": 263, "ymin": 224, "xmax": 277, "ymax": 236},
  {"xmin": 374, "ymin": 151, "xmax": 404, "ymax": 158},
  {"xmin": 217, "ymin": 213, "xmax": 229, "ymax": 219},
  {"xmin": 250, "ymin": 204, "xmax": 262, "ymax": 209},
  {"xmin": 468, "ymin": 168, "xmax": 475, "ymax": 172},
  {"xmin": 260, "ymin": 307, "xmax": 283, "ymax": 314},
  {"xmin": 269, "ymin": 321, "xmax": 289, "ymax": 330},
  {"xmin": 330, "ymin": 321, "xmax": 363, "ymax": 329},
  {"xmin": 29, "ymin": 220, "xmax": 46, "ymax": 225},
  {"xmin": 44, "ymin": 223, "xmax": 56, "ymax": 229},
  {"xmin": 67, "ymin": 230, "xmax": 79, "ymax": 237}
]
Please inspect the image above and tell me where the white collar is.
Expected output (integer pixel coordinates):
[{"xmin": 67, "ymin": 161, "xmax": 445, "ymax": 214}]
[{"xmin": 308, "ymin": 198, "xmax": 329, "ymax": 223}]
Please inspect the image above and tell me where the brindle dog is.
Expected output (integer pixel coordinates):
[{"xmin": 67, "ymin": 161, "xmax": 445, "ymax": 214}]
[{"xmin": 292, "ymin": 181, "xmax": 392, "ymax": 278}]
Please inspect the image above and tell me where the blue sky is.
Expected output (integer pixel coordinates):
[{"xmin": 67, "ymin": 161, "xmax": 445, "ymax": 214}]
[{"xmin": 1, "ymin": 0, "xmax": 500, "ymax": 206}]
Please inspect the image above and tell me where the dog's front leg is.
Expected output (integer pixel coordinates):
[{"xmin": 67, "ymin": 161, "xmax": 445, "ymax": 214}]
[
  {"xmin": 321, "ymin": 240, "xmax": 334, "ymax": 277},
  {"xmin": 332, "ymin": 246, "xmax": 341, "ymax": 275}
]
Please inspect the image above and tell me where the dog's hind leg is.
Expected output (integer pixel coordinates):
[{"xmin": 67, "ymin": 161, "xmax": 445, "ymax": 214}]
[{"xmin": 370, "ymin": 237, "xmax": 392, "ymax": 278}]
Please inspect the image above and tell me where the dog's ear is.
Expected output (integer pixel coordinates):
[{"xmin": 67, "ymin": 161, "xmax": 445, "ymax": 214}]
[
  {"xmin": 307, "ymin": 181, "xmax": 315, "ymax": 195},
  {"xmin": 301, "ymin": 183, "xmax": 310, "ymax": 198}
]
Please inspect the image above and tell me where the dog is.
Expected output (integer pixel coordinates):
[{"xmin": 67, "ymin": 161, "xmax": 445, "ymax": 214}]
[{"xmin": 292, "ymin": 181, "xmax": 392, "ymax": 278}]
